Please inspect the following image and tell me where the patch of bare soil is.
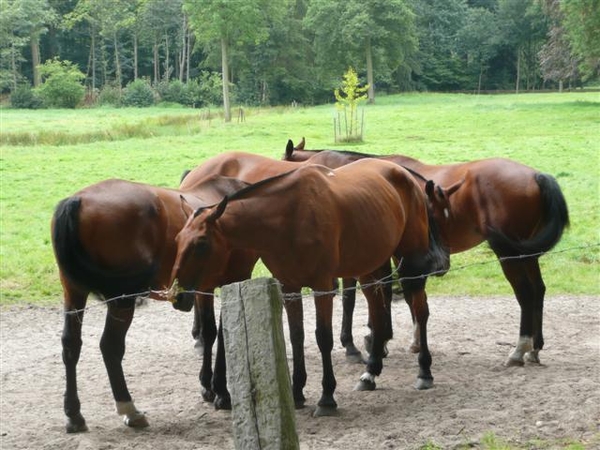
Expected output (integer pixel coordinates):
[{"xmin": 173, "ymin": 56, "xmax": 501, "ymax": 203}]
[{"xmin": 1, "ymin": 294, "xmax": 598, "ymax": 449}]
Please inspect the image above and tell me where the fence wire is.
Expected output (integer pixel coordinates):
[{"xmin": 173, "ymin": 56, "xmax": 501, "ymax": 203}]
[{"xmin": 63, "ymin": 242, "xmax": 599, "ymax": 316}]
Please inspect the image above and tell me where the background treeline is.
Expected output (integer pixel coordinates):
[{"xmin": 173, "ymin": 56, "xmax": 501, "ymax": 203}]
[{"xmin": 1, "ymin": 0, "xmax": 599, "ymax": 111}]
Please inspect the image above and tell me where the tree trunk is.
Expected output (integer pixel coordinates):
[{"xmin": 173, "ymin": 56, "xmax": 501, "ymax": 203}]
[
  {"xmin": 133, "ymin": 33, "xmax": 138, "ymax": 80},
  {"xmin": 478, "ymin": 65, "xmax": 483, "ymax": 94},
  {"xmin": 366, "ymin": 38, "xmax": 374, "ymax": 104},
  {"xmin": 153, "ymin": 40, "xmax": 159, "ymax": 84},
  {"xmin": 113, "ymin": 33, "xmax": 122, "ymax": 88},
  {"xmin": 164, "ymin": 32, "xmax": 170, "ymax": 82},
  {"xmin": 515, "ymin": 48, "xmax": 521, "ymax": 94},
  {"xmin": 31, "ymin": 36, "xmax": 41, "ymax": 87},
  {"xmin": 11, "ymin": 44, "xmax": 18, "ymax": 91},
  {"xmin": 221, "ymin": 37, "xmax": 231, "ymax": 122}
]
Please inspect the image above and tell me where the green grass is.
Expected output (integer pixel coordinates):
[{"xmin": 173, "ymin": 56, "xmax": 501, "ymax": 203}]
[{"xmin": 1, "ymin": 92, "xmax": 599, "ymax": 306}]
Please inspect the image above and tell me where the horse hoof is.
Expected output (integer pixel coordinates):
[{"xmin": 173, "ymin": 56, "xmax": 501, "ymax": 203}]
[
  {"xmin": 505, "ymin": 357, "xmax": 525, "ymax": 367},
  {"xmin": 202, "ymin": 388, "xmax": 216, "ymax": 403},
  {"xmin": 345, "ymin": 352, "xmax": 365, "ymax": 364},
  {"xmin": 124, "ymin": 412, "xmax": 149, "ymax": 428},
  {"xmin": 409, "ymin": 343, "xmax": 420, "ymax": 354},
  {"xmin": 294, "ymin": 393, "xmax": 306, "ymax": 409},
  {"xmin": 313, "ymin": 406, "xmax": 339, "ymax": 417},
  {"xmin": 415, "ymin": 377, "xmax": 433, "ymax": 390},
  {"xmin": 214, "ymin": 395, "xmax": 232, "ymax": 410},
  {"xmin": 65, "ymin": 414, "xmax": 88, "ymax": 434},
  {"xmin": 525, "ymin": 351, "xmax": 541, "ymax": 364},
  {"xmin": 354, "ymin": 379, "xmax": 376, "ymax": 391}
]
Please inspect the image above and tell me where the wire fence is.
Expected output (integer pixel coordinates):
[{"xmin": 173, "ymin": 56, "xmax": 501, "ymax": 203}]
[{"xmin": 63, "ymin": 242, "xmax": 599, "ymax": 316}]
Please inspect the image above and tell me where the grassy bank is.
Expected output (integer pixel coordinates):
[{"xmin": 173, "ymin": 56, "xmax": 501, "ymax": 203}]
[{"xmin": 1, "ymin": 92, "xmax": 598, "ymax": 305}]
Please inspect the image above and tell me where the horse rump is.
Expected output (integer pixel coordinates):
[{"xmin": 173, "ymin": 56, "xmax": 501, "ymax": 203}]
[
  {"xmin": 52, "ymin": 196, "xmax": 157, "ymax": 302},
  {"xmin": 487, "ymin": 172, "xmax": 569, "ymax": 258}
]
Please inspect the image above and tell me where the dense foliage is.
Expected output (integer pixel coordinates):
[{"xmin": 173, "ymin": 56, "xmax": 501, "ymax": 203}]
[{"xmin": 1, "ymin": 0, "xmax": 598, "ymax": 109}]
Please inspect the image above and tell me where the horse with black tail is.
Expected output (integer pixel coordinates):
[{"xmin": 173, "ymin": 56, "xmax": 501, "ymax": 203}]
[{"xmin": 284, "ymin": 138, "xmax": 570, "ymax": 368}]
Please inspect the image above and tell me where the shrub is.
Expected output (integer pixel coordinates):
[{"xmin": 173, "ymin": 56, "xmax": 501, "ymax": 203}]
[
  {"xmin": 122, "ymin": 79, "xmax": 155, "ymax": 107},
  {"xmin": 10, "ymin": 85, "xmax": 43, "ymax": 109},
  {"xmin": 157, "ymin": 80, "xmax": 188, "ymax": 105},
  {"xmin": 36, "ymin": 58, "xmax": 85, "ymax": 108},
  {"xmin": 97, "ymin": 85, "xmax": 122, "ymax": 106}
]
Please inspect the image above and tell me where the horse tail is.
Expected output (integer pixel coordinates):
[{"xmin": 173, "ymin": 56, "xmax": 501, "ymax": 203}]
[
  {"xmin": 52, "ymin": 196, "xmax": 157, "ymax": 300},
  {"xmin": 488, "ymin": 173, "xmax": 570, "ymax": 258}
]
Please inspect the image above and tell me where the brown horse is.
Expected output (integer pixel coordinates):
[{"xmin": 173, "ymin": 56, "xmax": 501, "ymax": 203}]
[
  {"xmin": 168, "ymin": 159, "xmax": 449, "ymax": 416},
  {"xmin": 284, "ymin": 138, "xmax": 570, "ymax": 366},
  {"xmin": 51, "ymin": 174, "xmax": 256, "ymax": 433}
]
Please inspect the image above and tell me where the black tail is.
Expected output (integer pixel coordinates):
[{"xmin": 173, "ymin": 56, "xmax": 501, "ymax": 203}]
[
  {"xmin": 488, "ymin": 173, "xmax": 570, "ymax": 257},
  {"xmin": 52, "ymin": 197, "xmax": 157, "ymax": 300}
]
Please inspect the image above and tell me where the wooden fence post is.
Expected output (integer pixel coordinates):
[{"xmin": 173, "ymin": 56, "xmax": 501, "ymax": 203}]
[{"xmin": 221, "ymin": 277, "xmax": 299, "ymax": 450}]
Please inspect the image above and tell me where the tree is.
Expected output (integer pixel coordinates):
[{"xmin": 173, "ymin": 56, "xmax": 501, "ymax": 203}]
[
  {"xmin": 457, "ymin": 7, "xmax": 500, "ymax": 92},
  {"xmin": 0, "ymin": 1, "xmax": 28, "ymax": 91},
  {"xmin": 3, "ymin": 0, "xmax": 57, "ymax": 87},
  {"xmin": 560, "ymin": 0, "xmax": 600, "ymax": 78},
  {"xmin": 411, "ymin": 0, "xmax": 469, "ymax": 91},
  {"xmin": 538, "ymin": 0, "xmax": 579, "ymax": 90},
  {"xmin": 497, "ymin": 0, "xmax": 548, "ymax": 92},
  {"xmin": 184, "ymin": 0, "xmax": 287, "ymax": 122},
  {"xmin": 304, "ymin": 0, "xmax": 417, "ymax": 103}
]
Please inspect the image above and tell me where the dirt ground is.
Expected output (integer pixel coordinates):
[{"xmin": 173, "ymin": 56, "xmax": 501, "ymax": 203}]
[{"xmin": 1, "ymin": 293, "xmax": 598, "ymax": 450}]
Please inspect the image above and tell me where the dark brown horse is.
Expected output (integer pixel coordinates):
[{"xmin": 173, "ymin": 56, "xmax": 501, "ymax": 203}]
[
  {"xmin": 284, "ymin": 138, "xmax": 570, "ymax": 366},
  {"xmin": 51, "ymin": 174, "xmax": 256, "ymax": 433},
  {"xmin": 168, "ymin": 159, "xmax": 449, "ymax": 416}
]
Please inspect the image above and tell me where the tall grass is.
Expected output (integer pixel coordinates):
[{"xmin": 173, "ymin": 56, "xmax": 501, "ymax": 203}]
[{"xmin": 1, "ymin": 92, "xmax": 598, "ymax": 305}]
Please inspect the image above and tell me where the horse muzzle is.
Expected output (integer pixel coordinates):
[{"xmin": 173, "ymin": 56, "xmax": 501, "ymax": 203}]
[
  {"xmin": 172, "ymin": 292, "xmax": 195, "ymax": 312},
  {"xmin": 166, "ymin": 279, "xmax": 195, "ymax": 312}
]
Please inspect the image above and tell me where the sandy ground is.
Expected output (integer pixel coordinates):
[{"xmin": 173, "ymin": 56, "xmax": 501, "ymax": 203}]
[{"xmin": 1, "ymin": 293, "xmax": 599, "ymax": 450}]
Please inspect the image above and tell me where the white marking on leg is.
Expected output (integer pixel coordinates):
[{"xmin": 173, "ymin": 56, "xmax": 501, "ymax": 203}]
[
  {"xmin": 508, "ymin": 336, "xmax": 533, "ymax": 363},
  {"xmin": 359, "ymin": 372, "xmax": 375, "ymax": 383},
  {"xmin": 116, "ymin": 401, "xmax": 137, "ymax": 416},
  {"xmin": 116, "ymin": 400, "xmax": 148, "ymax": 427}
]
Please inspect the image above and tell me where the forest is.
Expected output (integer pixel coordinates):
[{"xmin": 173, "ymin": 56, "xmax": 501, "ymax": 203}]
[{"xmin": 1, "ymin": 0, "xmax": 599, "ymax": 115}]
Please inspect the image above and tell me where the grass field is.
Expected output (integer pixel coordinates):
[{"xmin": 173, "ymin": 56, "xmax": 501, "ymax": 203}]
[{"xmin": 1, "ymin": 92, "xmax": 598, "ymax": 306}]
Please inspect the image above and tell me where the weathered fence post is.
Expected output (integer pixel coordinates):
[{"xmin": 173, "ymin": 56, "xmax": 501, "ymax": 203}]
[{"xmin": 221, "ymin": 277, "xmax": 299, "ymax": 450}]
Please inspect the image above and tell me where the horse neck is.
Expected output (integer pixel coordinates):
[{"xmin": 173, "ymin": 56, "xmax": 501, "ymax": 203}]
[{"xmin": 215, "ymin": 197, "xmax": 289, "ymax": 254}]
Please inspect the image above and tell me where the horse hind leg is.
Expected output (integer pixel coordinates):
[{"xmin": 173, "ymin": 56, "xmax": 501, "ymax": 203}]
[
  {"xmin": 62, "ymin": 284, "xmax": 89, "ymax": 433},
  {"xmin": 100, "ymin": 301, "xmax": 148, "ymax": 428},
  {"xmin": 340, "ymin": 277, "xmax": 364, "ymax": 363},
  {"xmin": 500, "ymin": 259, "xmax": 542, "ymax": 366}
]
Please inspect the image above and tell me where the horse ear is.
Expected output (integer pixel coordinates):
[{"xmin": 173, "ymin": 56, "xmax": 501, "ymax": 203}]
[
  {"xmin": 207, "ymin": 196, "xmax": 228, "ymax": 223},
  {"xmin": 296, "ymin": 137, "xmax": 305, "ymax": 150},
  {"xmin": 179, "ymin": 195, "xmax": 194, "ymax": 218},
  {"xmin": 445, "ymin": 178, "xmax": 465, "ymax": 197},
  {"xmin": 425, "ymin": 180, "xmax": 435, "ymax": 198},
  {"xmin": 285, "ymin": 139, "xmax": 294, "ymax": 159}
]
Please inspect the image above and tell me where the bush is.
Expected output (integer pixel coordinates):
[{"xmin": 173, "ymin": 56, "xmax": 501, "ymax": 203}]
[
  {"xmin": 122, "ymin": 79, "xmax": 155, "ymax": 107},
  {"xmin": 36, "ymin": 58, "xmax": 85, "ymax": 108},
  {"xmin": 10, "ymin": 85, "xmax": 43, "ymax": 109},
  {"xmin": 97, "ymin": 85, "xmax": 122, "ymax": 106},
  {"xmin": 157, "ymin": 80, "xmax": 188, "ymax": 105}
]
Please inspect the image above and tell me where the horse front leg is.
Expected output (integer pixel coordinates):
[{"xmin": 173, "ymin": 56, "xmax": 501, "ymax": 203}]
[
  {"xmin": 212, "ymin": 314, "xmax": 231, "ymax": 410},
  {"xmin": 62, "ymin": 287, "xmax": 88, "ymax": 433},
  {"xmin": 195, "ymin": 293, "xmax": 217, "ymax": 403},
  {"xmin": 340, "ymin": 277, "xmax": 363, "ymax": 363},
  {"xmin": 100, "ymin": 302, "xmax": 148, "ymax": 428},
  {"xmin": 283, "ymin": 291, "xmax": 307, "ymax": 409},
  {"xmin": 313, "ymin": 292, "xmax": 337, "ymax": 417}
]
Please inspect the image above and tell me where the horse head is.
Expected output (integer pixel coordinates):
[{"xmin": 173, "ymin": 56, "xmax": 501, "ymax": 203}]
[
  {"xmin": 425, "ymin": 178, "xmax": 464, "ymax": 222},
  {"xmin": 168, "ymin": 195, "xmax": 230, "ymax": 312}
]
